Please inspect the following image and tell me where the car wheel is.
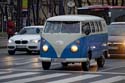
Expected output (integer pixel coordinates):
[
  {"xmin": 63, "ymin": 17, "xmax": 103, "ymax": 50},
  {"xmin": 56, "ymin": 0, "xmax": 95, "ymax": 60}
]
[
  {"xmin": 96, "ymin": 55, "xmax": 105, "ymax": 68},
  {"xmin": 42, "ymin": 61, "xmax": 51, "ymax": 70},
  {"xmin": 8, "ymin": 50, "xmax": 15, "ymax": 55}
]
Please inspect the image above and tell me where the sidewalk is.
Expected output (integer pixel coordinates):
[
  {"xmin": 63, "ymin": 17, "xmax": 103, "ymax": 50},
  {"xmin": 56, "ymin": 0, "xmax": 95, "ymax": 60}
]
[{"xmin": 0, "ymin": 37, "xmax": 8, "ymax": 48}]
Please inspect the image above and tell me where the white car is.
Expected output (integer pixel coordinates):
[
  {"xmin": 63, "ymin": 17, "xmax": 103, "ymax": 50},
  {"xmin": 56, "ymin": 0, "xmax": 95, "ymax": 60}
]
[
  {"xmin": 108, "ymin": 22, "xmax": 125, "ymax": 55},
  {"xmin": 7, "ymin": 26, "xmax": 44, "ymax": 55}
]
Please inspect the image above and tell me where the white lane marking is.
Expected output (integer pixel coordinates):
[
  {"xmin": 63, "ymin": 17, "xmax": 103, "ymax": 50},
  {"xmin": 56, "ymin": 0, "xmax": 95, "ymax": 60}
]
[
  {"xmin": 47, "ymin": 74, "xmax": 101, "ymax": 83},
  {"xmin": 0, "ymin": 72, "xmax": 38, "ymax": 80},
  {"xmin": 4, "ymin": 73, "xmax": 70, "ymax": 83},
  {"xmin": 91, "ymin": 76, "xmax": 125, "ymax": 83},
  {"xmin": 13, "ymin": 61, "xmax": 33, "ymax": 65},
  {"xmin": 100, "ymin": 65, "xmax": 125, "ymax": 72},
  {"xmin": 0, "ymin": 58, "xmax": 26, "ymax": 62},
  {"xmin": 0, "ymin": 72, "xmax": 11, "ymax": 74}
]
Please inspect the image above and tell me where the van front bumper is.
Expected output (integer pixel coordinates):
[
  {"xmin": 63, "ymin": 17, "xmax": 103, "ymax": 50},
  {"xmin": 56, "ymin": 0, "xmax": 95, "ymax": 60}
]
[{"xmin": 39, "ymin": 57, "xmax": 88, "ymax": 62}]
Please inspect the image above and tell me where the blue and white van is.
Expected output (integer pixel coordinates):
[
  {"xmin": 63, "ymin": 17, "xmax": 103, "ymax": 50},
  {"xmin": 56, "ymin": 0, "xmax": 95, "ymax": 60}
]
[{"xmin": 39, "ymin": 15, "xmax": 108, "ymax": 71}]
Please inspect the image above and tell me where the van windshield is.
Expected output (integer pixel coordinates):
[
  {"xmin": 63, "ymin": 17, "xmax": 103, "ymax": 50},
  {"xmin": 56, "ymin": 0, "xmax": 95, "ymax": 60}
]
[{"xmin": 44, "ymin": 21, "xmax": 80, "ymax": 33}]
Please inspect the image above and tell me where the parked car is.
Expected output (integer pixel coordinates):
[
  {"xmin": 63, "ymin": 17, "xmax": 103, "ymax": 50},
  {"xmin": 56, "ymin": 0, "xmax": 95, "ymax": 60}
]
[
  {"xmin": 7, "ymin": 26, "xmax": 44, "ymax": 55},
  {"xmin": 108, "ymin": 22, "xmax": 125, "ymax": 55}
]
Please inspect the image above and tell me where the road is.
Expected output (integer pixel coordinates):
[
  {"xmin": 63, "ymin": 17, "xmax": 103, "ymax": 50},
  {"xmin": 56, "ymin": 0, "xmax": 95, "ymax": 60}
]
[{"xmin": 0, "ymin": 48, "xmax": 125, "ymax": 83}]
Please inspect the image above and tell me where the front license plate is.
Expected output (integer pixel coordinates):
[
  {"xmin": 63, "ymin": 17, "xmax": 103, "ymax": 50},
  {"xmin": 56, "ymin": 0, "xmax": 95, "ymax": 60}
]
[
  {"xmin": 52, "ymin": 58, "xmax": 65, "ymax": 62},
  {"xmin": 108, "ymin": 46, "xmax": 118, "ymax": 49},
  {"xmin": 16, "ymin": 45, "xmax": 26, "ymax": 48}
]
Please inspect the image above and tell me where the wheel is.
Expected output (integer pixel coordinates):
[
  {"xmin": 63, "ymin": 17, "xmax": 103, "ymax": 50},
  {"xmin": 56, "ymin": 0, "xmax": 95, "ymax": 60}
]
[
  {"xmin": 81, "ymin": 61, "xmax": 90, "ymax": 71},
  {"xmin": 96, "ymin": 55, "xmax": 105, "ymax": 68},
  {"xmin": 42, "ymin": 61, "xmax": 51, "ymax": 70},
  {"xmin": 61, "ymin": 62, "xmax": 68, "ymax": 67},
  {"xmin": 8, "ymin": 50, "xmax": 15, "ymax": 55},
  {"xmin": 103, "ymin": 51, "xmax": 109, "ymax": 58},
  {"xmin": 81, "ymin": 51, "xmax": 91, "ymax": 71}
]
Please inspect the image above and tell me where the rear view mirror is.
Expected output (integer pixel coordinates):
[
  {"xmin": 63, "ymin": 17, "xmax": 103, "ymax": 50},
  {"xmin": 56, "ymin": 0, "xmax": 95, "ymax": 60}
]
[{"xmin": 15, "ymin": 32, "xmax": 18, "ymax": 35}]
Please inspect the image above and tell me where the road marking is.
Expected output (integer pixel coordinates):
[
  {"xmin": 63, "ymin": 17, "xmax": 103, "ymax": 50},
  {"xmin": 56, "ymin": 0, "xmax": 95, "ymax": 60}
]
[
  {"xmin": 0, "ymin": 72, "xmax": 11, "ymax": 74},
  {"xmin": 13, "ymin": 61, "xmax": 33, "ymax": 65},
  {"xmin": 91, "ymin": 76, "xmax": 125, "ymax": 83},
  {"xmin": 100, "ymin": 66, "xmax": 125, "ymax": 72},
  {"xmin": 0, "ymin": 72, "xmax": 38, "ymax": 80},
  {"xmin": 4, "ymin": 73, "xmax": 70, "ymax": 83},
  {"xmin": 47, "ymin": 74, "xmax": 101, "ymax": 83},
  {"xmin": 0, "ymin": 58, "xmax": 26, "ymax": 62}
]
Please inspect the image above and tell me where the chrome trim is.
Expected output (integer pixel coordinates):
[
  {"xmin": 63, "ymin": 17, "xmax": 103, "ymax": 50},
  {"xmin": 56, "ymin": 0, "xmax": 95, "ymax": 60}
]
[{"xmin": 39, "ymin": 57, "xmax": 88, "ymax": 62}]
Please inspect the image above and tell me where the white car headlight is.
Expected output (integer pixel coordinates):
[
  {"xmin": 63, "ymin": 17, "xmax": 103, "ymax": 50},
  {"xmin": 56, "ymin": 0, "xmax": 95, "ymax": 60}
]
[
  {"xmin": 71, "ymin": 45, "xmax": 78, "ymax": 52},
  {"xmin": 8, "ymin": 39, "xmax": 14, "ymax": 43},
  {"xmin": 30, "ymin": 39, "xmax": 39, "ymax": 43},
  {"xmin": 42, "ymin": 45, "xmax": 48, "ymax": 52}
]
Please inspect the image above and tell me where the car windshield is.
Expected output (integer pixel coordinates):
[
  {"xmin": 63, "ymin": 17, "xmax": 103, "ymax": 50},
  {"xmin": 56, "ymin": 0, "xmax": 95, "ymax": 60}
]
[
  {"xmin": 44, "ymin": 21, "xmax": 80, "ymax": 33},
  {"xmin": 18, "ymin": 27, "xmax": 41, "ymax": 35},
  {"xmin": 108, "ymin": 24, "xmax": 125, "ymax": 36}
]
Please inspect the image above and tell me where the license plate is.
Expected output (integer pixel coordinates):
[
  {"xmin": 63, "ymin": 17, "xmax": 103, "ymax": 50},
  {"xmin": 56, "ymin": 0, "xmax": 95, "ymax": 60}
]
[
  {"xmin": 52, "ymin": 58, "xmax": 65, "ymax": 62},
  {"xmin": 108, "ymin": 46, "xmax": 118, "ymax": 49},
  {"xmin": 16, "ymin": 45, "xmax": 26, "ymax": 48}
]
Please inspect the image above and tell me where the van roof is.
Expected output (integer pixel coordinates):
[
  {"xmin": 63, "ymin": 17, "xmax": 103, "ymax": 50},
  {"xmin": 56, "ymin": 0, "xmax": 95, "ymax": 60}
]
[
  {"xmin": 47, "ymin": 15, "xmax": 104, "ymax": 21},
  {"xmin": 24, "ymin": 26, "xmax": 44, "ymax": 28},
  {"xmin": 111, "ymin": 22, "xmax": 125, "ymax": 25}
]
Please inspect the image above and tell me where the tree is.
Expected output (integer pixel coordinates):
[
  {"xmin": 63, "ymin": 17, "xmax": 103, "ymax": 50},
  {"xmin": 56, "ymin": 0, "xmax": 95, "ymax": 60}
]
[{"xmin": 121, "ymin": 0, "xmax": 125, "ymax": 6}]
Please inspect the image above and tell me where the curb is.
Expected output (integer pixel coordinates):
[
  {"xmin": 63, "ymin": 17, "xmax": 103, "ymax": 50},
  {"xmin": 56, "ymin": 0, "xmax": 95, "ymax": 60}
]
[{"xmin": 0, "ymin": 37, "xmax": 8, "ymax": 49}]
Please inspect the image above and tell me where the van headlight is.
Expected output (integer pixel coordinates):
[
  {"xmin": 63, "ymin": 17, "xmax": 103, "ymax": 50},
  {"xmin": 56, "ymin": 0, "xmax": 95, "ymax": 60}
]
[
  {"xmin": 42, "ymin": 45, "xmax": 48, "ymax": 52},
  {"xmin": 71, "ymin": 45, "xmax": 78, "ymax": 52}
]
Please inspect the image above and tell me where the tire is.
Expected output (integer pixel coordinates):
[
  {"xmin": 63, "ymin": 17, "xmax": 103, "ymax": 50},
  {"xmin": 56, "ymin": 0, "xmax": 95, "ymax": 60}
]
[
  {"xmin": 42, "ymin": 61, "xmax": 51, "ymax": 70},
  {"xmin": 96, "ymin": 55, "xmax": 105, "ymax": 68},
  {"xmin": 61, "ymin": 62, "xmax": 68, "ymax": 67},
  {"xmin": 103, "ymin": 51, "xmax": 109, "ymax": 58},
  {"xmin": 8, "ymin": 50, "xmax": 15, "ymax": 55},
  {"xmin": 81, "ymin": 60, "xmax": 90, "ymax": 71}
]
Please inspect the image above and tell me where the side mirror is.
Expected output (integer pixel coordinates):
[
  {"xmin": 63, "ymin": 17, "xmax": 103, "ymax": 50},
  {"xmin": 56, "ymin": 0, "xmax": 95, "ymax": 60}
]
[
  {"xmin": 84, "ymin": 29, "xmax": 90, "ymax": 35},
  {"xmin": 15, "ymin": 32, "xmax": 18, "ymax": 35}
]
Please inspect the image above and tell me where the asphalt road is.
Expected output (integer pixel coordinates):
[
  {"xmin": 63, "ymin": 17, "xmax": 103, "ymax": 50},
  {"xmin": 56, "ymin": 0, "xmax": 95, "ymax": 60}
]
[{"xmin": 0, "ymin": 48, "xmax": 125, "ymax": 83}]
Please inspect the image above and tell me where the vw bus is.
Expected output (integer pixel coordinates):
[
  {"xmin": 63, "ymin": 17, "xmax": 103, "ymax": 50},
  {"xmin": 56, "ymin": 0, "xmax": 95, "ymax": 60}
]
[{"xmin": 39, "ymin": 15, "xmax": 108, "ymax": 71}]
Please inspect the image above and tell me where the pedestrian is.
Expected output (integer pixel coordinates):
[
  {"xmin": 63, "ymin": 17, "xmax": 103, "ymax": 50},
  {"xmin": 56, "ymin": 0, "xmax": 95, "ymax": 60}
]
[{"xmin": 6, "ymin": 17, "xmax": 15, "ymax": 39}]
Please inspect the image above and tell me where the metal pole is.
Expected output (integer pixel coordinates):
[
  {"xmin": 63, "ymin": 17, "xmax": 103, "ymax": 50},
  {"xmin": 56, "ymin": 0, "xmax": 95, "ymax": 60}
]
[
  {"xmin": 59, "ymin": 0, "xmax": 64, "ymax": 15},
  {"xmin": 36, "ymin": 0, "xmax": 39, "ymax": 25},
  {"xmin": 16, "ymin": 0, "xmax": 22, "ymax": 32},
  {"xmin": 27, "ymin": 0, "xmax": 31, "ymax": 26}
]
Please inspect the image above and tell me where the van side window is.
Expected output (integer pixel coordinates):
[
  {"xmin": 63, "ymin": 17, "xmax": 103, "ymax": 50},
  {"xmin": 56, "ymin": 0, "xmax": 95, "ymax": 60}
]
[
  {"xmin": 94, "ymin": 22, "xmax": 98, "ymax": 32},
  {"xmin": 90, "ymin": 22, "xmax": 95, "ymax": 33},
  {"xmin": 99, "ymin": 21, "xmax": 103, "ymax": 31},
  {"xmin": 82, "ymin": 22, "xmax": 91, "ymax": 35},
  {"xmin": 95, "ymin": 21, "xmax": 100, "ymax": 32}
]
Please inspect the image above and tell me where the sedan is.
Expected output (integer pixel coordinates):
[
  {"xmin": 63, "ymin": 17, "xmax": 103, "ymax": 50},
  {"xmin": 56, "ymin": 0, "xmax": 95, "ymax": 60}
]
[
  {"xmin": 108, "ymin": 22, "xmax": 125, "ymax": 55},
  {"xmin": 7, "ymin": 26, "xmax": 44, "ymax": 55}
]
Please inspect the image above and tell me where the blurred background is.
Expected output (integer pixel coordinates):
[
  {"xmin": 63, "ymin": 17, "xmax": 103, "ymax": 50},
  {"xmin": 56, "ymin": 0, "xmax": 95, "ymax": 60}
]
[{"xmin": 0, "ymin": 0, "xmax": 125, "ymax": 32}]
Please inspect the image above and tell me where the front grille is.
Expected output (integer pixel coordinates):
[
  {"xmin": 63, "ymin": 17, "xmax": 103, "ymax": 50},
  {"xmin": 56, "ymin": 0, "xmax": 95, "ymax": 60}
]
[
  {"xmin": 15, "ymin": 40, "xmax": 21, "ymax": 44},
  {"xmin": 22, "ymin": 40, "xmax": 28, "ymax": 44},
  {"xmin": 15, "ymin": 40, "xmax": 28, "ymax": 44}
]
